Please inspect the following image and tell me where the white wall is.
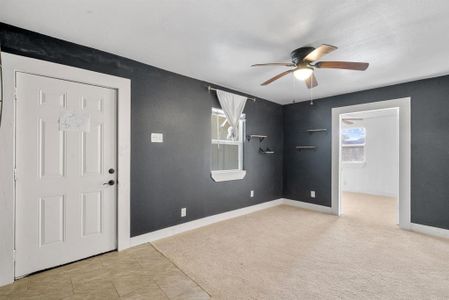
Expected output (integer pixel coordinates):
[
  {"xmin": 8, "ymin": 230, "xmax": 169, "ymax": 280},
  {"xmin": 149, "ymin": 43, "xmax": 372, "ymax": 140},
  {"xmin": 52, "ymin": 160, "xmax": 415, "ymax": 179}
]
[{"xmin": 341, "ymin": 109, "xmax": 399, "ymax": 197}]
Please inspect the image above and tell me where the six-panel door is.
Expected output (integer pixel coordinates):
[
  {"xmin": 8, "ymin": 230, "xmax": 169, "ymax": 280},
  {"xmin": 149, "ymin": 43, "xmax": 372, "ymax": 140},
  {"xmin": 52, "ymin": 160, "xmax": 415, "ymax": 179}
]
[{"xmin": 15, "ymin": 73, "xmax": 117, "ymax": 277}]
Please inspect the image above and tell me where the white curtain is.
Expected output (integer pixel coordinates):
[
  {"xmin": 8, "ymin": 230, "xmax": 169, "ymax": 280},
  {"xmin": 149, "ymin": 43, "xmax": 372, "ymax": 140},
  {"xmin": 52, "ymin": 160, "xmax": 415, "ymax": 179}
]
[{"xmin": 216, "ymin": 90, "xmax": 247, "ymax": 140}]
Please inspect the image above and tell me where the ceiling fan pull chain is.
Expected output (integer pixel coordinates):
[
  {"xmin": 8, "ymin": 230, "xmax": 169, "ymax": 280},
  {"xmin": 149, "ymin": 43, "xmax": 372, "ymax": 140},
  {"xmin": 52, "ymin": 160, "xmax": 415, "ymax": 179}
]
[{"xmin": 309, "ymin": 87, "xmax": 314, "ymax": 106}]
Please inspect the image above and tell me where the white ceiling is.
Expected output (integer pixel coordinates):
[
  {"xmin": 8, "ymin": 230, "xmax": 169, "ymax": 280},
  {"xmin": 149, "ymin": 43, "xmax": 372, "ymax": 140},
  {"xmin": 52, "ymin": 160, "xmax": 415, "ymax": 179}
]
[{"xmin": 2, "ymin": 0, "xmax": 449, "ymax": 105}]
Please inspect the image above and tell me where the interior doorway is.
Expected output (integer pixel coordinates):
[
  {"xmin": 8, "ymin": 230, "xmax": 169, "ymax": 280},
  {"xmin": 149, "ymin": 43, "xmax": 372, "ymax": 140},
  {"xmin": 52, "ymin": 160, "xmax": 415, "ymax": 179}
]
[
  {"xmin": 331, "ymin": 98, "xmax": 411, "ymax": 230},
  {"xmin": 339, "ymin": 108, "xmax": 399, "ymax": 225}
]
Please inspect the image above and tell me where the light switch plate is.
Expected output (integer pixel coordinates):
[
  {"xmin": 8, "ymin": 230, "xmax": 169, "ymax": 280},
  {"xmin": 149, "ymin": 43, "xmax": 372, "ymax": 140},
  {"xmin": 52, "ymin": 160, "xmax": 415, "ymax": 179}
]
[
  {"xmin": 250, "ymin": 190, "xmax": 254, "ymax": 197},
  {"xmin": 181, "ymin": 208, "xmax": 187, "ymax": 217},
  {"xmin": 151, "ymin": 133, "xmax": 163, "ymax": 143},
  {"xmin": 311, "ymin": 191, "xmax": 316, "ymax": 198}
]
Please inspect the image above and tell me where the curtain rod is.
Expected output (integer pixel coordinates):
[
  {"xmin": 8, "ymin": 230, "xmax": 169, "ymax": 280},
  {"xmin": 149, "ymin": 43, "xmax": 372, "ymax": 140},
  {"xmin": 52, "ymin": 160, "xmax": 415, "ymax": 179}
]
[{"xmin": 207, "ymin": 86, "xmax": 256, "ymax": 102}]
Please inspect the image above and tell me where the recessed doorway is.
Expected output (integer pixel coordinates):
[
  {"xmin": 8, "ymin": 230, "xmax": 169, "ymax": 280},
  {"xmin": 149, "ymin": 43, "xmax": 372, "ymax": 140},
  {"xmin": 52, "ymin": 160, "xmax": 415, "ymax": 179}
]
[
  {"xmin": 339, "ymin": 108, "xmax": 399, "ymax": 225},
  {"xmin": 331, "ymin": 98, "xmax": 411, "ymax": 229}
]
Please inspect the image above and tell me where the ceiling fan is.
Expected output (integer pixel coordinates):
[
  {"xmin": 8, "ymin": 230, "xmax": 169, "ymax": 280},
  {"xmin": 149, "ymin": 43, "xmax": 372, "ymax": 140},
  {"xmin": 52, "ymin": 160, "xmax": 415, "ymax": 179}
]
[
  {"xmin": 342, "ymin": 117, "xmax": 364, "ymax": 125},
  {"xmin": 251, "ymin": 44, "xmax": 369, "ymax": 88}
]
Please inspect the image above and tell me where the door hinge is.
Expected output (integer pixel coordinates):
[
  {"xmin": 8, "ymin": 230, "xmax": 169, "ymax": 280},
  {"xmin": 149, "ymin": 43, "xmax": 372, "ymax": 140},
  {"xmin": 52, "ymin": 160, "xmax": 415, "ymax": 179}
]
[
  {"xmin": 14, "ymin": 87, "xmax": 18, "ymax": 102},
  {"xmin": 13, "ymin": 249, "xmax": 16, "ymax": 262},
  {"xmin": 13, "ymin": 169, "xmax": 17, "ymax": 181}
]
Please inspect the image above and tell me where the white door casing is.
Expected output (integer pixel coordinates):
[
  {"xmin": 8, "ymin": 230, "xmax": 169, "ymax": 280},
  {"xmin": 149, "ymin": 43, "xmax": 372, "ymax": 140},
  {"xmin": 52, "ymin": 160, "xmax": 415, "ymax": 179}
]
[
  {"xmin": 15, "ymin": 73, "xmax": 117, "ymax": 277},
  {"xmin": 0, "ymin": 53, "xmax": 131, "ymax": 286},
  {"xmin": 331, "ymin": 98, "xmax": 411, "ymax": 229}
]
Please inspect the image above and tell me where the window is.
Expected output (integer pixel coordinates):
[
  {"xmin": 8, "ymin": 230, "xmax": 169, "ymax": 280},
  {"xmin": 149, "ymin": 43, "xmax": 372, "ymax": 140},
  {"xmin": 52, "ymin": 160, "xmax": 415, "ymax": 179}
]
[
  {"xmin": 210, "ymin": 108, "xmax": 246, "ymax": 181},
  {"xmin": 341, "ymin": 127, "xmax": 366, "ymax": 163}
]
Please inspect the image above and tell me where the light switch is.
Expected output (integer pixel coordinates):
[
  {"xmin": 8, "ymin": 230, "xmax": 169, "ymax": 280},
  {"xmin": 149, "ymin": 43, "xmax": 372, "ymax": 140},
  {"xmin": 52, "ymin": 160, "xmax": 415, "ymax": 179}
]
[{"xmin": 151, "ymin": 133, "xmax": 163, "ymax": 143}]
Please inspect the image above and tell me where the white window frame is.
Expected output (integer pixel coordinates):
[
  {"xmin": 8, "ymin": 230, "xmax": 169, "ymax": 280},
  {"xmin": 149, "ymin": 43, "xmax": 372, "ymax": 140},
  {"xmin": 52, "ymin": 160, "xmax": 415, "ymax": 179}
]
[
  {"xmin": 341, "ymin": 127, "xmax": 366, "ymax": 164},
  {"xmin": 210, "ymin": 107, "xmax": 246, "ymax": 182}
]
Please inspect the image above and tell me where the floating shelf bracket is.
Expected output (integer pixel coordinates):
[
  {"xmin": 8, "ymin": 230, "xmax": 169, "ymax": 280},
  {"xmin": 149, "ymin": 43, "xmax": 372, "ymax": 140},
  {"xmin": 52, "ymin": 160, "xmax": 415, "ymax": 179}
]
[
  {"xmin": 296, "ymin": 146, "xmax": 317, "ymax": 151},
  {"xmin": 307, "ymin": 129, "xmax": 327, "ymax": 133},
  {"xmin": 259, "ymin": 147, "xmax": 275, "ymax": 154},
  {"xmin": 247, "ymin": 134, "xmax": 267, "ymax": 142}
]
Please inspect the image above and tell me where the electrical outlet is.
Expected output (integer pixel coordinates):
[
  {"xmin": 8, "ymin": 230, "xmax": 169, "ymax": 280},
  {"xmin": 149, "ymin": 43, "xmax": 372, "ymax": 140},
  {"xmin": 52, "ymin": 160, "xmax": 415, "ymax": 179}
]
[
  {"xmin": 181, "ymin": 208, "xmax": 186, "ymax": 217},
  {"xmin": 310, "ymin": 191, "xmax": 316, "ymax": 198},
  {"xmin": 250, "ymin": 190, "xmax": 254, "ymax": 197}
]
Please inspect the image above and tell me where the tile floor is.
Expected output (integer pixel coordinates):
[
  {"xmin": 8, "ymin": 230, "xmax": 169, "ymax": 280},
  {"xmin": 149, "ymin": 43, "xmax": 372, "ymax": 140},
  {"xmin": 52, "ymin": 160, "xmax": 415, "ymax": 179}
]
[{"xmin": 0, "ymin": 243, "xmax": 210, "ymax": 300}]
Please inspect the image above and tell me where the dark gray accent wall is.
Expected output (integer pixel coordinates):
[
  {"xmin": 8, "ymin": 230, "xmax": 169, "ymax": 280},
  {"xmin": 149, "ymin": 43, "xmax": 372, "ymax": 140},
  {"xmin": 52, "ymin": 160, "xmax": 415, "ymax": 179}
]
[
  {"xmin": 0, "ymin": 23, "xmax": 283, "ymax": 236},
  {"xmin": 283, "ymin": 76, "xmax": 449, "ymax": 230}
]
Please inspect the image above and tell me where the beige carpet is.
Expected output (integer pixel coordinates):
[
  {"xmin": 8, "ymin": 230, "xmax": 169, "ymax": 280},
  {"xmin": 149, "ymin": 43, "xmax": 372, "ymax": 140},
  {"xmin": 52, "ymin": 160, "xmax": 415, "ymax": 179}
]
[{"xmin": 154, "ymin": 193, "xmax": 449, "ymax": 299}]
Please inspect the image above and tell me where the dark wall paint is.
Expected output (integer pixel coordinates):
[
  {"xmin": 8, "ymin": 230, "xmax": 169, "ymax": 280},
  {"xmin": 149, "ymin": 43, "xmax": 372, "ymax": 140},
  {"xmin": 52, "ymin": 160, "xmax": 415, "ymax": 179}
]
[
  {"xmin": 2, "ymin": 22, "xmax": 447, "ymax": 234},
  {"xmin": 283, "ymin": 76, "xmax": 449, "ymax": 230},
  {"xmin": 0, "ymin": 23, "xmax": 283, "ymax": 236}
]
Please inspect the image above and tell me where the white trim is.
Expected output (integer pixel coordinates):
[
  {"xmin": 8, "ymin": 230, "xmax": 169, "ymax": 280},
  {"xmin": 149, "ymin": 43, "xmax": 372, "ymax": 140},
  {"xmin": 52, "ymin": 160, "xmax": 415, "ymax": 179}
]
[
  {"xmin": 211, "ymin": 139, "xmax": 241, "ymax": 145},
  {"xmin": 331, "ymin": 98, "xmax": 411, "ymax": 230},
  {"xmin": 0, "ymin": 53, "xmax": 131, "ymax": 286},
  {"xmin": 130, "ymin": 198, "xmax": 284, "ymax": 246},
  {"xmin": 282, "ymin": 199, "xmax": 334, "ymax": 214},
  {"xmin": 211, "ymin": 108, "xmax": 245, "ymax": 179},
  {"xmin": 131, "ymin": 198, "xmax": 333, "ymax": 246},
  {"xmin": 129, "ymin": 196, "xmax": 449, "ymax": 248},
  {"xmin": 210, "ymin": 170, "xmax": 246, "ymax": 182},
  {"xmin": 410, "ymin": 223, "xmax": 449, "ymax": 240}
]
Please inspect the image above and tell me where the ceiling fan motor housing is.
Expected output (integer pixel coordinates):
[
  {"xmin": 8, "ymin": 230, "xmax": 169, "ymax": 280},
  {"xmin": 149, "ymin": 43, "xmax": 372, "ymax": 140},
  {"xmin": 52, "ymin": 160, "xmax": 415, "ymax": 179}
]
[{"xmin": 290, "ymin": 47, "xmax": 315, "ymax": 65}]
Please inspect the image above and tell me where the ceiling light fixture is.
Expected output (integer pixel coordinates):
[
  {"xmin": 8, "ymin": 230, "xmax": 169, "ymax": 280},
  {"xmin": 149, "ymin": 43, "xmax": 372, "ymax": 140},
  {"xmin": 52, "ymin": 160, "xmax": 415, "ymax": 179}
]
[{"xmin": 293, "ymin": 67, "xmax": 313, "ymax": 80}]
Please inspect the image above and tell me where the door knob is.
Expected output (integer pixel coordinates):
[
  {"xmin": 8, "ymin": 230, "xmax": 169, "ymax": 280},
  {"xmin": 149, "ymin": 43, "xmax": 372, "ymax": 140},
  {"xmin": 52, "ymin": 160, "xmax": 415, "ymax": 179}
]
[{"xmin": 103, "ymin": 180, "xmax": 115, "ymax": 186}]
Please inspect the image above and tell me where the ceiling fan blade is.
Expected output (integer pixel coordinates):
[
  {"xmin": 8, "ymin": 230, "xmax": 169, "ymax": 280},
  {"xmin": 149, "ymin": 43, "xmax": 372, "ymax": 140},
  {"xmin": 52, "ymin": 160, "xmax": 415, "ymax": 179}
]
[
  {"xmin": 305, "ymin": 73, "xmax": 318, "ymax": 89},
  {"xmin": 251, "ymin": 62, "xmax": 295, "ymax": 67},
  {"xmin": 304, "ymin": 44, "xmax": 337, "ymax": 62},
  {"xmin": 315, "ymin": 61, "xmax": 369, "ymax": 71},
  {"xmin": 261, "ymin": 68, "xmax": 297, "ymax": 86}
]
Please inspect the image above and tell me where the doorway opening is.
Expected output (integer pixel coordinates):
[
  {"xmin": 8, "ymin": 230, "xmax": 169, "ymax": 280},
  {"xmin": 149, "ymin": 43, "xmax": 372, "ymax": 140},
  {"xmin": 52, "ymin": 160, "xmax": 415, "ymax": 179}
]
[
  {"xmin": 339, "ymin": 108, "xmax": 399, "ymax": 226},
  {"xmin": 331, "ymin": 97, "xmax": 411, "ymax": 230}
]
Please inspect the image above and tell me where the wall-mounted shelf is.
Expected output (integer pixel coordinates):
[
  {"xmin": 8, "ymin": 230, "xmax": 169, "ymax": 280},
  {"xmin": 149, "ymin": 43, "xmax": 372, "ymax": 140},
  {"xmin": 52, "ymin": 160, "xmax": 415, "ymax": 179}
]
[
  {"xmin": 247, "ymin": 134, "xmax": 267, "ymax": 142},
  {"xmin": 296, "ymin": 146, "xmax": 317, "ymax": 151},
  {"xmin": 259, "ymin": 147, "xmax": 275, "ymax": 154},
  {"xmin": 307, "ymin": 129, "xmax": 327, "ymax": 133},
  {"xmin": 247, "ymin": 134, "xmax": 275, "ymax": 154}
]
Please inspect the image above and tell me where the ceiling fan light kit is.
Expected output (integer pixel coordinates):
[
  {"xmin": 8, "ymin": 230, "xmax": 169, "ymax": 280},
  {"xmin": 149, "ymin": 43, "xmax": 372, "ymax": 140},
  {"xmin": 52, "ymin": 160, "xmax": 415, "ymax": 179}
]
[
  {"xmin": 293, "ymin": 67, "xmax": 313, "ymax": 80},
  {"xmin": 252, "ymin": 44, "xmax": 369, "ymax": 89}
]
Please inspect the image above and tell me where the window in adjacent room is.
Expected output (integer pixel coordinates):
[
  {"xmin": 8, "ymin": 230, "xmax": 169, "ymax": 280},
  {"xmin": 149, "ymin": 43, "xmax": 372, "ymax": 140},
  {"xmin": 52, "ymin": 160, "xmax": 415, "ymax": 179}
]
[
  {"xmin": 210, "ymin": 107, "xmax": 246, "ymax": 181},
  {"xmin": 341, "ymin": 127, "xmax": 366, "ymax": 163}
]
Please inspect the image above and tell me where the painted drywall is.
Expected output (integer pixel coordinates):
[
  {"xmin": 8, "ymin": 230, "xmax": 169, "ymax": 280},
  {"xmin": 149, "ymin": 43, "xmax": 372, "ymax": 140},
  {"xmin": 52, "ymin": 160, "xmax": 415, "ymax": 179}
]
[
  {"xmin": 283, "ymin": 75, "xmax": 449, "ymax": 230},
  {"xmin": 341, "ymin": 109, "xmax": 399, "ymax": 197},
  {"xmin": 0, "ymin": 23, "xmax": 283, "ymax": 237}
]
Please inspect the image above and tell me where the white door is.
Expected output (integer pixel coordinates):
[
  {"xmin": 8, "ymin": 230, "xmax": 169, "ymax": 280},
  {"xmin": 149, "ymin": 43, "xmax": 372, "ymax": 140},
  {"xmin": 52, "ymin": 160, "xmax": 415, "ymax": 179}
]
[{"xmin": 15, "ymin": 72, "xmax": 117, "ymax": 277}]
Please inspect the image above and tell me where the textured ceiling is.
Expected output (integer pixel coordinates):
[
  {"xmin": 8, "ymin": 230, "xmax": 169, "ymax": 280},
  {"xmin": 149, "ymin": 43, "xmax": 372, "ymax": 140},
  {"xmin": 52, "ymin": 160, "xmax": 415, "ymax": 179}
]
[{"xmin": 2, "ymin": 0, "xmax": 449, "ymax": 104}]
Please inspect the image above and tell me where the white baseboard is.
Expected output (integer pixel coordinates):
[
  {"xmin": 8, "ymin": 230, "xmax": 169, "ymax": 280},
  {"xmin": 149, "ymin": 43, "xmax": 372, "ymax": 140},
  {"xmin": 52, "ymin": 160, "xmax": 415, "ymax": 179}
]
[
  {"xmin": 130, "ymin": 198, "xmax": 448, "ymax": 248},
  {"xmin": 410, "ymin": 223, "xmax": 449, "ymax": 239},
  {"xmin": 282, "ymin": 198, "xmax": 334, "ymax": 214},
  {"xmin": 130, "ymin": 198, "xmax": 284, "ymax": 247},
  {"xmin": 129, "ymin": 198, "xmax": 336, "ymax": 247}
]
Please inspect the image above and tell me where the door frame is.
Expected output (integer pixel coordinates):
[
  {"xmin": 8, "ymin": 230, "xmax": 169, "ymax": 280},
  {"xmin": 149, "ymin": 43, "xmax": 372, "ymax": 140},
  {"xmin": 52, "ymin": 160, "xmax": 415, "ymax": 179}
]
[
  {"xmin": 0, "ymin": 53, "xmax": 131, "ymax": 286},
  {"xmin": 331, "ymin": 97, "xmax": 411, "ymax": 229}
]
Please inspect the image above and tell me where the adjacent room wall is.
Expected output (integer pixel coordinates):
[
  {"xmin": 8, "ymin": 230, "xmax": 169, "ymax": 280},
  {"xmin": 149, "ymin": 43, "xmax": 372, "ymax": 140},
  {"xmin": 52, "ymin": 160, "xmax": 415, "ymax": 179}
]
[
  {"xmin": 341, "ymin": 109, "xmax": 399, "ymax": 197},
  {"xmin": 283, "ymin": 75, "xmax": 449, "ymax": 230},
  {"xmin": 0, "ymin": 23, "xmax": 283, "ymax": 236}
]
